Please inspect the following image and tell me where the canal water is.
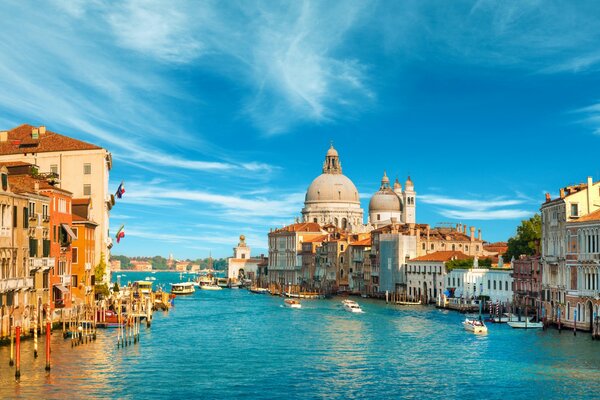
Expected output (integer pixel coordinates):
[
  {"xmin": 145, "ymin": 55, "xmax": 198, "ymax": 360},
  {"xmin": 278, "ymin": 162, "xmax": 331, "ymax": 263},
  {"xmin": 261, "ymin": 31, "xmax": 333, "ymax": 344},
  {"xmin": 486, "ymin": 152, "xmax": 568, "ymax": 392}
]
[{"xmin": 0, "ymin": 271, "xmax": 599, "ymax": 399}]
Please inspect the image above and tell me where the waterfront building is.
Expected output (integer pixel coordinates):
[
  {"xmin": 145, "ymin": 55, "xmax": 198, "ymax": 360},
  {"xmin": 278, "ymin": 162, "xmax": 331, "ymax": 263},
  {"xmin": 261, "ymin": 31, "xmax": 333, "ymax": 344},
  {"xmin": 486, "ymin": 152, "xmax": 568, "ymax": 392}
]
[
  {"xmin": 447, "ymin": 266, "xmax": 513, "ymax": 304},
  {"xmin": 0, "ymin": 124, "xmax": 113, "ymax": 284},
  {"xmin": 227, "ymin": 235, "xmax": 263, "ymax": 281},
  {"xmin": 541, "ymin": 177, "xmax": 600, "ymax": 325},
  {"xmin": 110, "ymin": 259, "xmax": 121, "ymax": 271},
  {"xmin": 130, "ymin": 260, "xmax": 152, "ymax": 271},
  {"xmin": 7, "ymin": 169, "xmax": 55, "ymax": 330},
  {"xmin": 562, "ymin": 209, "xmax": 600, "ymax": 331},
  {"xmin": 0, "ymin": 166, "xmax": 34, "ymax": 337},
  {"xmin": 71, "ymin": 199, "xmax": 97, "ymax": 308},
  {"xmin": 347, "ymin": 235, "xmax": 371, "ymax": 293},
  {"xmin": 267, "ymin": 222, "xmax": 325, "ymax": 285},
  {"xmin": 299, "ymin": 233, "xmax": 328, "ymax": 285},
  {"xmin": 512, "ymin": 256, "xmax": 542, "ymax": 310},
  {"xmin": 406, "ymin": 251, "xmax": 470, "ymax": 303}
]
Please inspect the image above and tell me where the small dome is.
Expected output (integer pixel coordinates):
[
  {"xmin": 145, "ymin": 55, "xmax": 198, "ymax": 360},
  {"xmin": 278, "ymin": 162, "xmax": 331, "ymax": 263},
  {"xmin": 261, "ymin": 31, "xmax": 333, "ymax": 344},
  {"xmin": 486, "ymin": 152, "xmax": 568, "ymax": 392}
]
[
  {"xmin": 326, "ymin": 144, "xmax": 338, "ymax": 157},
  {"xmin": 369, "ymin": 188, "xmax": 402, "ymax": 213},
  {"xmin": 393, "ymin": 178, "xmax": 402, "ymax": 191},
  {"xmin": 381, "ymin": 171, "xmax": 389, "ymax": 186},
  {"xmin": 305, "ymin": 174, "xmax": 360, "ymax": 204}
]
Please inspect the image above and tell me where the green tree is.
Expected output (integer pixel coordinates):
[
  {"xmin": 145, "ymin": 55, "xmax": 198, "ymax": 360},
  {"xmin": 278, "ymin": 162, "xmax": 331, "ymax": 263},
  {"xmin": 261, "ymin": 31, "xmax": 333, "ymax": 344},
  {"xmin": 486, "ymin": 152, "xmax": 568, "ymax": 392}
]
[
  {"xmin": 111, "ymin": 254, "xmax": 132, "ymax": 269},
  {"xmin": 95, "ymin": 252, "xmax": 107, "ymax": 282},
  {"xmin": 504, "ymin": 214, "xmax": 542, "ymax": 261}
]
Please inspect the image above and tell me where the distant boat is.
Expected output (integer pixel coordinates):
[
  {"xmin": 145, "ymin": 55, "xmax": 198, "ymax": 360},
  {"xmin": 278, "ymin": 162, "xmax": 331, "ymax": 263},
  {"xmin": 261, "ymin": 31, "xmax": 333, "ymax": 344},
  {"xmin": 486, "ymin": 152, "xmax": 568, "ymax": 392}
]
[
  {"xmin": 249, "ymin": 287, "xmax": 269, "ymax": 294},
  {"xmin": 283, "ymin": 299, "xmax": 301, "ymax": 309},
  {"xmin": 200, "ymin": 284, "xmax": 222, "ymax": 291},
  {"xmin": 463, "ymin": 318, "xmax": 488, "ymax": 334},
  {"xmin": 171, "ymin": 282, "xmax": 196, "ymax": 295},
  {"xmin": 342, "ymin": 299, "xmax": 364, "ymax": 313},
  {"xmin": 395, "ymin": 300, "xmax": 422, "ymax": 306}
]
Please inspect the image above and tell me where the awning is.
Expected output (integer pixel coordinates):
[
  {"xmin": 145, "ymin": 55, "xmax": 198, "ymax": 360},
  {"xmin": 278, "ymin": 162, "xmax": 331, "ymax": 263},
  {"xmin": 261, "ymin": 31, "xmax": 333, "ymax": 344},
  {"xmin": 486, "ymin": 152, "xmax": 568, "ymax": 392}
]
[
  {"xmin": 53, "ymin": 285, "xmax": 69, "ymax": 294},
  {"xmin": 61, "ymin": 223, "xmax": 78, "ymax": 240}
]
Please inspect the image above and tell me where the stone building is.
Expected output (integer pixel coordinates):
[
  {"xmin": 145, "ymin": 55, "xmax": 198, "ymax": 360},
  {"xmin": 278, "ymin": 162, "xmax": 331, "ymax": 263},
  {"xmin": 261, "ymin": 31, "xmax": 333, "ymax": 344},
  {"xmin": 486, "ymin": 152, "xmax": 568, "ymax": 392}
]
[
  {"xmin": 71, "ymin": 199, "xmax": 97, "ymax": 308},
  {"xmin": 227, "ymin": 235, "xmax": 263, "ymax": 282},
  {"xmin": 512, "ymin": 256, "xmax": 542, "ymax": 309}
]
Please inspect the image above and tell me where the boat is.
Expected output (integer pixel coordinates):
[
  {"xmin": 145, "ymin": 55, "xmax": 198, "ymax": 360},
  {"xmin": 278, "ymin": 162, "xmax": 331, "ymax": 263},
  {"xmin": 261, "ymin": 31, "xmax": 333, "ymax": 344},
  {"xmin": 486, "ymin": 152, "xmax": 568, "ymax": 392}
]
[
  {"xmin": 96, "ymin": 310, "xmax": 125, "ymax": 328},
  {"xmin": 134, "ymin": 281, "xmax": 153, "ymax": 296},
  {"xmin": 144, "ymin": 276, "xmax": 156, "ymax": 281},
  {"xmin": 196, "ymin": 275, "xmax": 213, "ymax": 287},
  {"xmin": 463, "ymin": 318, "xmax": 488, "ymax": 334},
  {"xmin": 342, "ymin": 299, "xmax": 364, "ymax": 313},
  {"xmin": 489, "ymin": 313, "xmax": 532, "ymax": 323},
  {"xmin": 507, "ymin": 320, "xmax": 544, "ymax": 329},
  {"xmin": 283, "ymin": 299, "xmax": 302, "ymax": 309},
  {"xmin": 249, "ymin": 287, "xmax": 269, "ymax": 294},
  {"xmin": 200, "ymin": 284, "xmax": 222, "ymax": 291},
  {"xmin": 217, "ymin": 278, "xmax": 229, "ymax": 288},
  {"xmin": 395, "ymin": 300, "xmax": 422, "ymax": 306},
  {"xmin": 228, "ymin": 281, "xmax": 241, "ymax": 289},
  {"xmin": 171, "ymin": 282, "xmax": 196, "ymax": 295}
]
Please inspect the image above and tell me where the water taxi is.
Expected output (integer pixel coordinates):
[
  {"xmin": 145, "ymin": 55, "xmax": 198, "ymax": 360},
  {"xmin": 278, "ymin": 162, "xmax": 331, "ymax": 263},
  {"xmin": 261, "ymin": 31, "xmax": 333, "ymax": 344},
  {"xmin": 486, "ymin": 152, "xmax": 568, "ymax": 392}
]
[
  {"xmin": 284, "ymin": 299, "xmax": 302, "ymax": 309},
  {"xmin": 463, "ymin": 318, "xmax": 488, "ymax": 334},
  {"xmin": 342, "ymin": 299, "xmax": 364, "ymax": 313},
  {"xmin": 171, "ymin": 282, "xmax": 196, "ymax": 295}
]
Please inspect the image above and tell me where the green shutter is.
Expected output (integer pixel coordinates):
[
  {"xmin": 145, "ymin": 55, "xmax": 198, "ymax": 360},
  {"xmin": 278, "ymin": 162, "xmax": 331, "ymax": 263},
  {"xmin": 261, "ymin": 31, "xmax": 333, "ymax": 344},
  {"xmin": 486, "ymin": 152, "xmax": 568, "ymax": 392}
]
[{"xmin": 23, "ymin": 207, "xmax": 28, "ymax": 228}]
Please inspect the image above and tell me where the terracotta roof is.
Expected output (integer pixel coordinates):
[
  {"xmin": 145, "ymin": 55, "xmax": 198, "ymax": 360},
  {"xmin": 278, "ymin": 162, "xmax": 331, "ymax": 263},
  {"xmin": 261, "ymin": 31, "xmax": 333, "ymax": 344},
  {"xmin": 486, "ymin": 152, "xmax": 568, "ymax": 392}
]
[
  {"xmin": 8, "ymin": 175, "xmax": 57, "ymax": 194},
  {"xmin": 302, "ymin": 234, "xmax": 329, "ymax": 243},
  {"xmin": 483, "ymin": 242, "xmax": 509, "ymax": 253},
  {"xmin": 0, "ymin": 161, "xmax": 32, "ymax": 167},
  {"xmin": 351, "ymin": 237, "xmax": 371, "ymax": 246},
  {"xmin": 574, "ymin": 208, "xmax": 600, "ymax": 222},
  {"xmin": 409, "ymin": 251, "xmax": 470, "ymax": 262},
  {"xmin": 0, "ymin": 124, "xmax": 101, "ymax": 155},
  {"xmin": 73, "ymin": 198, "xmax": 91, "ymax": 206}
]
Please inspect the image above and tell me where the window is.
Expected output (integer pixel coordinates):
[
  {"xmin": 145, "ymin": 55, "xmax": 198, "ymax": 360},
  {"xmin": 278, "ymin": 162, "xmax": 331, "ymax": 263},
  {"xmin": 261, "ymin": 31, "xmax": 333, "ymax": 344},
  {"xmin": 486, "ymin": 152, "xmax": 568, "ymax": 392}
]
[
  {"xmin": 241, "ymin": 254, "xmax": 245, "ymax": 259},
  {"xmin": 72, "ymin": 247, "xmax": 78, "ymax": 264},
  {"xmin": 28, "ymin": 202, "xmax": 35, "ymax": 218},
  {"xmin": 1, "ymin": 173, "xmax": 7, "ymax": 191},
  {"xmin": 29, "ymin": 238, "xmax": 38, "ymax": 257},
  {"xmin": 488, "ymin": 280, "xmax": 490, "ymax": 289},
  {"xmin": 71, "ymin": 275, "xmax": 78, "ymax": 287},
  {"xmin": 72, "ymin": 227, "xmax": 78, "ymax": 238},
  {"xmin": 12, "ymin": 205, "xmax": 17, "ymax": 228},
  {"xmin": 23, "ymin": 207, "xmax": 28, "ymax": 228},
  {"xmin": 571, "ymin": 204, "xmax": 579, "ymax": 217},
  {"xmin": 377, "ymin": 214, "xmax": 381, "ymax": 221},
  {"xmin": 50, "ymin": 164, "xmax": 58, "ymax": 174},
  {"xmin": 83, "ymin": 163, "xmax": 91, "ymax": 175},
  {"xmin": 422, "ymin": 243, "xmax": 425, "ymax": 250},
  {"xmin": 83, "ymin": 184, "xmax": 91, "ymax": 196},
  {"xmin": 431, "ymin": 243, "xmax": 434, "ymax": 250},
  {"xmin": 341, "ymin": 245, "xmax": 344, "ymax": 251},
  {"xmin": 42, "ymin": 204, "xmax": 49, "ymax": 220},
  {"xmin": 505, "ymin": 281, "xmax": 508, "ymax": 291},
  {"xmin": 43, "ymin": 239, "xmax": 50, "ymax": 257},
  {"xmin": 493, "ymin": 280, "xmax": 496, "ymax": 290}
]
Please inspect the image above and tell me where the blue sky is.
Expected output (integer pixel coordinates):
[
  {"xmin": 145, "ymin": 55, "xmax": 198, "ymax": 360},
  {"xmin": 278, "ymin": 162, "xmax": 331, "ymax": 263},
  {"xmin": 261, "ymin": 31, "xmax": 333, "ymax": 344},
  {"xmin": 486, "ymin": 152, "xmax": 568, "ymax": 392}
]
[{"xmin": 1, "ymin": 1, "xmax": 600, "ymax": 259}]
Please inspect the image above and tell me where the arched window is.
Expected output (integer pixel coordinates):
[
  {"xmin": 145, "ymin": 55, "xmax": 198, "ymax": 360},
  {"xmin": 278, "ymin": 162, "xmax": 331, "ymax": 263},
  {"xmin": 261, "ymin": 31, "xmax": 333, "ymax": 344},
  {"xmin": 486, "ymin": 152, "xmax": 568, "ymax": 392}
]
[
  {"xmin": 334, "ymin": 217, "xmax": 339, "ymax": 227},
  {"xmin": 313, "ymin": 218, "xmax": 318, "ymax": 223},
  {"xmin": 451, "ymin": 244, "xmax": 456, "ymax": 251},
  {"xmin": 342, "ymin": 218, "xmax": 347, "ymax": 229}
]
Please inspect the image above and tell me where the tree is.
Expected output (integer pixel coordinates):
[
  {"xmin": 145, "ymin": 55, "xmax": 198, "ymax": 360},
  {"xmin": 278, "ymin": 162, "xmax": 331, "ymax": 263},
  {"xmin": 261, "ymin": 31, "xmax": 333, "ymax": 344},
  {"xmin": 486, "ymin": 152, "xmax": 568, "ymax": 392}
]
[
  {"xmin": 504, "ymin": 214, "xmax": 542, "ymax": 261},
  {"xmin": 111, "ymin": 254, "xmax": 132, "ymax": 269},
  {"xmin": 95, "ymin": 252, "xmax": 107, "ymax": 282}
]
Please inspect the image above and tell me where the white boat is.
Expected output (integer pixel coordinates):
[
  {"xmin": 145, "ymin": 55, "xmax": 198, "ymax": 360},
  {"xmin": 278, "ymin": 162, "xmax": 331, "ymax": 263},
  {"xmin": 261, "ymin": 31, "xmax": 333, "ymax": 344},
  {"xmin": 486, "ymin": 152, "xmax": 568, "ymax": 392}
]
[
  {"xmin": 283, "ymin": 299, "xmax": 302, "ymax": 309},
  {"xmin": 171, "ymin": 282, "xmax": 196, "ymax": 295},
  {"xmin": 463, "ymin": 318, "xmax": 488, "ymax": 334},
  {"xmin": 342, "ymin": 299, "xmax": 364, "ymax": 313},
  {"xmin": 507, "ymin": 320, "xmax": 543, "ymax": 329},
  {"xmin": 200, "ymin": 284, "xmax": 222, "ymax": 291},
  {"xmin": 249, "ymin": 287, "xmax": 269, "ymax": 294},
  {"xmin": 491, "ymin": 313, "xmax": 532, "ymax": 323},
  {"xmin": 395, "ymin": 300, "xmax": 422, "ymax": 306}
]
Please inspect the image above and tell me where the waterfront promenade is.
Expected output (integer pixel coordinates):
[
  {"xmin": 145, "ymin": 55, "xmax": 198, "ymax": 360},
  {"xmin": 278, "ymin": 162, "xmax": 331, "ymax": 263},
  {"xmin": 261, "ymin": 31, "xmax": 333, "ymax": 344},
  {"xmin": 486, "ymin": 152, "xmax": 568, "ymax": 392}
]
[{"xmin": 1, "ymin": 272, "xmax": 599, "ymax": 399}]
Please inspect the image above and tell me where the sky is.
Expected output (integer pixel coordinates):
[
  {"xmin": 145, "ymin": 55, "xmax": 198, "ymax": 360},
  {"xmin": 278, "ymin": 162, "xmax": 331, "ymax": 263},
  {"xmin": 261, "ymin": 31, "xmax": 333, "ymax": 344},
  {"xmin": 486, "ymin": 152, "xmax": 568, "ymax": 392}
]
[{"xmin": 1, "ymin": 1, "xmax": 600, "ymax": 259}]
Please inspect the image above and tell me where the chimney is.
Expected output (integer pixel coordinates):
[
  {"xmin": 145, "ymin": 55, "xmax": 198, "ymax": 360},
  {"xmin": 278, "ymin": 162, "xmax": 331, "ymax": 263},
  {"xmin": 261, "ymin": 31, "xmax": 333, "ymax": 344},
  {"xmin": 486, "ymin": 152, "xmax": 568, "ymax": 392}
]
[
  {"xmin": 456, "ymin": 223, "xmax": 460, "ymax": 231},
  {"xmin": 470, "ymin": 226, "xmax": 475, "ymax": 241},
  {"xmin": 39, "ymin": 125, "xmax": 46, "ymax": 134},
  {"xmin": 477, "ymin": 229, "xmax": 481, "ymax": 241},
  {"xmin": 0, "ymin": 131, "xmax": 7, "ymax": 142},
  {"xmin": 560, "ymin": 188, "xmax": 565, "ymax": 199},
  {"xmin": 463, "ymin": 225, "xmax": 467, "ymax": 234},
  {"xmin": 545, "ymin": 193, "xmax": 551, "ymax": 202}
]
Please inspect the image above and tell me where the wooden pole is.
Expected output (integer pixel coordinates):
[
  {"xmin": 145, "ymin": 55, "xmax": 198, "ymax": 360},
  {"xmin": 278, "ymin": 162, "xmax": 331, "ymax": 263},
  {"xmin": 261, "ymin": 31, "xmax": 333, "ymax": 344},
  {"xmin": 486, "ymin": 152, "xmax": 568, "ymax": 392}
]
[
  {"xmin": 34, "ymin": 308, "xmax": 38, "ymax": 358},
  {"xmin": 9, "ymin": 319, "xmax": 14, "ymax": 366},
  {"xmin": 15, "ymin": 325, "xmax": 21, "ymax": 379},
  {"xmin": 45, "ymin": 321, "xmax": 51, "ymax": 372}
]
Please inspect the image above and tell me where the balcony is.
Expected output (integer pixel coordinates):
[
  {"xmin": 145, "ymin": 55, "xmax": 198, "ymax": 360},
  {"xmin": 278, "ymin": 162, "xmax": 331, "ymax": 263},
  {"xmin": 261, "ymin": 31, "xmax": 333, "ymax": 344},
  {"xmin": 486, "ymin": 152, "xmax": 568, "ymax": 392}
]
[
  {"xmin": 62, "ymin": 275, "xmax": 71, "ymax": 286},
  {"xmin": 0, "ymin": 277, "xmax": 33, "ymax": 293},
  {"xmin": 567, "ymin": 289, "xmax": 598, "ymax": 298}
]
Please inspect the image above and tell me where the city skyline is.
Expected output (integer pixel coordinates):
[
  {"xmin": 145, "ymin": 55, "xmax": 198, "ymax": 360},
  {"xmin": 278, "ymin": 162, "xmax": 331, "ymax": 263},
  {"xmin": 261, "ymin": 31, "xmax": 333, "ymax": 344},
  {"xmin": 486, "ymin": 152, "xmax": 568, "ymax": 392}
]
[{"xmin": 2, "ymin": 2, "xmax": 600, "ymax": 258}]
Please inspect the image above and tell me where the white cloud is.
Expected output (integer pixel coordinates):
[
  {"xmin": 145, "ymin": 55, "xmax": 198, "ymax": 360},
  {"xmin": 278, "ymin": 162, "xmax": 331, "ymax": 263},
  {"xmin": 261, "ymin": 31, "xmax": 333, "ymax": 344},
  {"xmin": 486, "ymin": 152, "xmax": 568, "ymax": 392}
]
[
  {"xmin": 440, "ymin": 209, "xmax": 533, "ymax": 220},
  {"xmin": 420, "ymin": 195, "xmax": 524, "ymax": 211},
  {"xmin": 420, "ymin": 193, "xmax": 534, "ymax": 221}
]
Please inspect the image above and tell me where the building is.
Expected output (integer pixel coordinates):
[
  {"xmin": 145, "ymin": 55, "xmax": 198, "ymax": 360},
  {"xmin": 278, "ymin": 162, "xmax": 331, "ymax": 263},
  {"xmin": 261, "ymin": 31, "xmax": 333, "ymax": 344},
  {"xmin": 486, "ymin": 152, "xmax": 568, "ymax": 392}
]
[
  {"xmin": 130, "ymin": 260, "xmax": 152, "ymax": 271},
  {"xmin": 0, "ymin": 166, "xmax": 34, "ymax": 337},
  {"xmin": 227, "ymin": 235, "xmax": 264, "ymax": 281},
  {"xmin": 407, "ymin": 251, "xmax": 470, "ymax": 303},
  {"xmin": 369, "ymin": 172, "xmax": 416, "ymax": 228},
  {"xmin": 0, "ymin": 124, "xmax": 112, "ymax": 283},
  {"xmin": 110, "ymin": 259, "xmax": 121, "ymax": 272},
  {"xmin": 562, "ymin": 208, "xmax": 600, "ymax": 331},
  {"xmin": 347, "ymin": 236, "xmax": 371, "ymax": 294},
  {"xmin": 71, "ymin": 199, "xmax": 97, "ymax": 308},
  {"xmin": 447, "ymin": 267, "xmax": 513, "ymax": 304},
  {"xmin": 512, "ymin": 256, "xmax": 542, "ymax": 309},
  {"xmin": 541, "ymin": 177, "xmax": 600, "ymax": 326},
  {"xmin": 267, "ymin": 222, "xmax": 325, "ymax": 285}
]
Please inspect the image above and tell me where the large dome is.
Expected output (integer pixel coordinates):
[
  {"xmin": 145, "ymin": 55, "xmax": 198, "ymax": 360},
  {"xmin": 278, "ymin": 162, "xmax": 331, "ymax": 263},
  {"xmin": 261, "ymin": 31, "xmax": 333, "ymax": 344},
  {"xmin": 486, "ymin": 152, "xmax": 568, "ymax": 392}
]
[{"xmin": 305, "ymin": 173, "xmax": 360, "ymax": 204}]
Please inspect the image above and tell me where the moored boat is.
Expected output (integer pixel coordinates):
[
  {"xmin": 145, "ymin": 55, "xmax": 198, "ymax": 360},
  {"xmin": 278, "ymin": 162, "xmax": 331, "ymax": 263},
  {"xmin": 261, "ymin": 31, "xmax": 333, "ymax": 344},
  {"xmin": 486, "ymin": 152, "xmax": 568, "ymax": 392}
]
[
  {"xmin": 342, "ymin": 299, "xmax": 364, "ymax": 313},
  {"xmin": 395, "ymin": 300, "xmax": 422, "ymax": 306},
  {"xmin": 283, "ymin": 299, "xmax": 302, "ymax": 309},
  {"xmin": 507, "ymin": 320, "xmax": 543, "ymax": 329},
  {"xmin": 171, "ymin": 282, "xmax": 196, "ymax": 295},
  {"xmin": 249, "ymin": 287, "xmax": 269, "ymax": 294},
  {"xmin": 463, "ymin": 318, "xmax": 488, "ymax": 334},
  {"xmin": 201, "ymin": 284, "xmax": 222, "ymax": 291}
]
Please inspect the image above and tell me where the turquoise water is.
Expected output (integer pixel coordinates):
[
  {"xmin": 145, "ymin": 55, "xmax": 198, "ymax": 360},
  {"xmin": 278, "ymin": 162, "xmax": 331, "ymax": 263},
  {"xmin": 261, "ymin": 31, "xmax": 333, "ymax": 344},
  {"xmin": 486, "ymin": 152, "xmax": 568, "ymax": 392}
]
[{"xmin": 1, "ymin": 271, "xmax": 599, "ymax": 399}]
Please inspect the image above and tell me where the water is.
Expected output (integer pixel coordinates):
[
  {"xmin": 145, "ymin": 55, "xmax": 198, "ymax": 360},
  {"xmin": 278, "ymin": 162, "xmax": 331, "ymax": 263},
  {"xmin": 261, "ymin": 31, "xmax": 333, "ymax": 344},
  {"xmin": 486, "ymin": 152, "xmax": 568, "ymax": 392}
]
[{"xmin": 1, "ymin": 271, "xmax": 599, "ymax": 399}]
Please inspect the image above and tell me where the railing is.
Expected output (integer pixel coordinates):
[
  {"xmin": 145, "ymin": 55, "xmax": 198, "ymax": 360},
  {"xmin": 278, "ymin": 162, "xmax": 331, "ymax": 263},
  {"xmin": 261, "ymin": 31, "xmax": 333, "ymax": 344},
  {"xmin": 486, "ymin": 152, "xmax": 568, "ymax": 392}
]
[
  {"xmin": 0, "ymin": 277, "xmax": 34, "ymax": 293},
  {"xmin": 567, "ymin": 289, "xmax": 598, "ymax": 298}
]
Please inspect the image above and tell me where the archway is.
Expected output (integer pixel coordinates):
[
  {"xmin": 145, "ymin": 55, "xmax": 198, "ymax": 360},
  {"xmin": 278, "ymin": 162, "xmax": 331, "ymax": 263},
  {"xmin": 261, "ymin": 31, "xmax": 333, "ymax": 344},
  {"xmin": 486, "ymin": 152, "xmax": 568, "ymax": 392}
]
[{"xmin": 238, "ymin": 268, "xmax": 245, "ymax": 281}]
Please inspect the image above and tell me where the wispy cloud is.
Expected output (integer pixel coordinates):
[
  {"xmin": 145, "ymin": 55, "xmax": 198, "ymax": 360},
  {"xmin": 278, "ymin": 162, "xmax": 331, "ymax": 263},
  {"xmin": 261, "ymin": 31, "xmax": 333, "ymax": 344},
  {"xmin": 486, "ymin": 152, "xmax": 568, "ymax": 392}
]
[{"xmin": 420, "ymin": 194, "xmax": 533, "ymax": 220}]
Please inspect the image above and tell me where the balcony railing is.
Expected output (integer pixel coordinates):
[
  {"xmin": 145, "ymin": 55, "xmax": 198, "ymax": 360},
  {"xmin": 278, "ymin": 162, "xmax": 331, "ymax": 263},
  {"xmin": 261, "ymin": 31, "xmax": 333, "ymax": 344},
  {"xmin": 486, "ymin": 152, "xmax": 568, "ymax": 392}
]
[
  {"xmin": 567, "ymin": 289, "xmax": 598, "ymax": 298},
  {"xmin": 0, "ymin": 277, "xmax": 34, "ymax": 293}
]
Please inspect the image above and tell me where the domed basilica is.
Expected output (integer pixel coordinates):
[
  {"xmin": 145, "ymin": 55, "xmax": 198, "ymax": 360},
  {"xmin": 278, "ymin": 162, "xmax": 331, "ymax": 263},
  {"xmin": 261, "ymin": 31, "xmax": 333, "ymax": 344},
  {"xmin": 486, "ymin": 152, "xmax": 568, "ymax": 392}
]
[{"xmin": 301, "ymin": 145, "xmax": 416, "ymax": 232}]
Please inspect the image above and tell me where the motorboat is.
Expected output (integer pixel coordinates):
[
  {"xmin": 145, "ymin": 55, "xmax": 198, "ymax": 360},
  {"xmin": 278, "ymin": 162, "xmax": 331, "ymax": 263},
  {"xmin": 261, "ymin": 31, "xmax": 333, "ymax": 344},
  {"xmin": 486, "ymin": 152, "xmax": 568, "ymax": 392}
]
[
  {"xmin": 463, "ymin": 318, "xmax": 488, "ymax": 334},
  {"xmin": 507, "ymin": 320, "xmax": 544, "ymax": 329},
  {"xmin": 249, "ymin": 287, "xmax": 269, "ymax": 294},
  {"xmin": 342, "ymin": 299, "xmax": 364, "ymax": 313},
  {"xmin": 395, "ymin": 300, "xmax": 422, "ymax": 306},
  {"xmin": 217, "ymin": 278, "xmax": 229, "ymax": 289},
  {"xmin": 171, "ymin": 282, "xmax": 196, "ymax": 295},
  {"xmin": 283, "ymin": 299, "xmax": 302, "ymax": 309},
  {"xmin": 200, "ymin": 284, "xmax": 222, "ymax": 291},
  {"xmin": 490, "ymin": 313, "xmax": 532, "ymax": 323},
  {"xmin": 144, "ymin": 276, "xmax": 156, "ymax": 281}
]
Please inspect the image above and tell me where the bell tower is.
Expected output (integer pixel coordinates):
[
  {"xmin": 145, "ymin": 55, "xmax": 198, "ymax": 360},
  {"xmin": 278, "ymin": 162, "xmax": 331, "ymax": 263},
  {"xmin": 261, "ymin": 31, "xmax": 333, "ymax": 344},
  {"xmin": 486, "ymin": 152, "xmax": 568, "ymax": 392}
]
[{"xmin": 403, "ymin": 176, "xmax": 416, "ymax": 224}]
